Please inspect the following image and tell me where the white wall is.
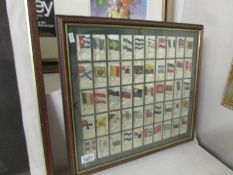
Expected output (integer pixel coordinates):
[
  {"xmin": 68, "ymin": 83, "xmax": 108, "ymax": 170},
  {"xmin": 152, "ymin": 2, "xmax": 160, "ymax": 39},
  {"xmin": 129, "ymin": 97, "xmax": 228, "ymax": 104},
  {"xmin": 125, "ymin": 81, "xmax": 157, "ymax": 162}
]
[{"xmin": 181, "ymin": 0, "xmax": 233, "ymax": 169}]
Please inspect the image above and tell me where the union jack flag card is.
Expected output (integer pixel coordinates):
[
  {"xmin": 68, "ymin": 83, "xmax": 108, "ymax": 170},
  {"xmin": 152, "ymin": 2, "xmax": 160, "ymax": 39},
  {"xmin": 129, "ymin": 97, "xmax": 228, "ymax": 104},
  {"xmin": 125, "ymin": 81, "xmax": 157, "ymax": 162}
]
[
  {"xmin": 108, "ymin": 62, "xmax": 120, "ymax": 86},
  {"xmin": 143, "ymin": 125, "xmax": 153, "ymax": 145},
  {"xmin": 174, "ymin": 80, "xmax": 183, "ymax": 99},
  {"xmin": 145, "ymin": 35, "xmax": 155, "ymax": 59},
  {"xmin": 166, "ymin": 36, "xmax": 176, "ymax": 58},
  {"xmin": 121, "ymin": 85, "xmax": 132, "ymax": 108},
  {"xmin": 121, "ymin": 61, "xmax": 132, "ymax": 85},
  {"xmin": 83, "ymin": 139, "xmax": 97, "ymax": 158},
  {"xmin": 122, "ymin": 109, "xmax": 132, "ymax": 131},
  {"xmin": 144, "ymin": 83, "xmax": 154, "ymax": 104},
  {"xmin": 185, "ymin": 37, "xmax": 194, "ymax": 57},
  {"xmin": 94, "ymin": 63, "xmax": 107, "ymax": 88},
  {"xmin": 163, "ymin": 120, "xmax": 171, "ymax": 139},
  {"xmin": 156, "ymin": 60, "xmax": 165, "ymax": 81},
  {"xmin": 171, "ymin": 118, "xmax": 180, "ymax": 137},
  {"xmin": 133, "ymin": 127, "xmax": 143, "ymax": 148},
  {"xmin": 154, "ymin": 103, "xmax": 163, "ymax": 123},
  {"xmin": 173, "ymin": 99, "xmax": 181, "ymax": 118},
  {"xmin": 181, "ymin": 98, "xmax": 190, "ymax": 116},
  {"xmin": 97, "ymin": 136, "xmax": 109, "ymax": 159},
  {"xmin": 164, "ymin": 101, "xmax": 173, "ymax": 120},
  {"xmin": 107, "ymin": 35, "xmax": 120, "ymax": 60},
  {"xmin": 77, "ymin": 34, "xmax": 92, "ymax": 61},
  {"xmin": 94, "ymin": 88, "xmax": 108, "ymax": 113},
  {"xmin": 175, "ymin": 59, "xmax": 184, "ymax": 79},
  {"xmin": 133, "ymin": 106, "xmax": 143, "ymax": 128},
  {"xmin": 166, "ymin": 59, "xmax": 175, "ymax": 80},
  {"xmin": 108, "ymin": 87, "xmax": 120, "ymax": 110},
  {"xmin": 155, "ymin": 82, "xmax": 164, "ymax": 102},
  {"xmin": 134, "ymin": 61, "xmax": 144, "ymax": 83},
  {"xmin": 145, "ymin": 60, "xmax": 155, "ymax": 82},
  {"xmin": 176, "ymin": 37, "xmax": 185, "ymax": 58},
  {"xmin": 96, "ymin": 113, "xmax": 108, "ymax": 136},
  {"xmin": 165, "ymin": 81, "xmax": 174, "ymax": 101},
  {"xmin": 122, "ymin": 130, "xmax": 132, "ymax": 151},
  {"xmin": 79, "ymin": 64, "xmax": 93, "ymax": 89},
  {"xmin": 156, "ymin": 36, "xmax": 166, "ymax": 58},
  {"xmin": 180, "ymin": 117, "xmax": 188, "ymax": 134},
  {"xmin": 133, "ymin": 84, "xmax": 144, "ymax": 106},
  {"xmin": 92, "ymin": 34, "xmax": 106, "ymax": 61},
  {"xmin": 80, "ymin": 90, "xmax": 94, "ymax": 115},
  {"xmin": 110, "ymin": 133, "xmax": 121, "ymax": 155},
  {"xmin": 183, "ymin": 79, "xmax": 191, "ymax": 97},
  {"xmin": 154, "ymin": 123, "xmax": 162, "ymax": 142},
  {"xmin": 184, "ymin": 59, "xmax": 192, "ymax": 78},
  {"xmin": 121, "ymin": 35, "xmax": 132, "ymax": 60},
  {"xmin": 144, "ymin": 104, "xmax": 154, "ymax": 125},
  {"xmin": 81, "ymin": 115, "xmax": 95, "ymax": 139},
  {"xmin": 109, "ymin": 111, "xmax": 121, "ymax": 134},
  {"xmin": 134, "ymin": 35, "xmax": 144, "ymax": 59}
]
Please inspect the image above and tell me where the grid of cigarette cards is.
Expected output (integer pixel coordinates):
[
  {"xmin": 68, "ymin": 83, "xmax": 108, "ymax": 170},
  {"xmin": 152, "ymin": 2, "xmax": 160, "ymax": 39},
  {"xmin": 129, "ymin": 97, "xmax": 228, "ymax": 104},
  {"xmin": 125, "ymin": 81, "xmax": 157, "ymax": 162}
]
[{"xmin": 67, "ymin": 27, "xmax": 199, "ymax": 169}]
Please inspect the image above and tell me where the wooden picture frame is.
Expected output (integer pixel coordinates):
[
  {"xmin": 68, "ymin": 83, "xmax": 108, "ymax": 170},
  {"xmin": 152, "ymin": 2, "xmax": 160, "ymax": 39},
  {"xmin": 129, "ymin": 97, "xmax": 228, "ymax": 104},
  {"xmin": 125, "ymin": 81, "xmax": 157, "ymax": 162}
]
[
  {"xmin": 222, "ymin": 59, "xmax": 233, "ymax": 110},
  {"xmin": 56, "ymin": 16, "xmax": 203, "ymax": 175}
]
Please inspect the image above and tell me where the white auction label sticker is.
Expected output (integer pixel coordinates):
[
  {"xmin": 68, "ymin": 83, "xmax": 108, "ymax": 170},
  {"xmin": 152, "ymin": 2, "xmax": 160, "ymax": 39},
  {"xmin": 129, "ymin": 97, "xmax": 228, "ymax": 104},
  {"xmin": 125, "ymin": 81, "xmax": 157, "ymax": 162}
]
[
  {"xmin": 68, "ymin": 32, "xmax": 75, "ymax": 43},
  {"xmin": 81, "ymin": 153, "xmax": 95, "ymax": 164}
]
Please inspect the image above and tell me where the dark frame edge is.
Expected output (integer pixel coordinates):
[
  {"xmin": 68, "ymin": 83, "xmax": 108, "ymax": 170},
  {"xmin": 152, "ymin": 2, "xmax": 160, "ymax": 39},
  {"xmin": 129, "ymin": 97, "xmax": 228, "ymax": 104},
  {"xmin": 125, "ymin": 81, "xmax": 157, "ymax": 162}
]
[{"xmin": 27, "ymin": 0, "xmax": 54, "ymax": 174}]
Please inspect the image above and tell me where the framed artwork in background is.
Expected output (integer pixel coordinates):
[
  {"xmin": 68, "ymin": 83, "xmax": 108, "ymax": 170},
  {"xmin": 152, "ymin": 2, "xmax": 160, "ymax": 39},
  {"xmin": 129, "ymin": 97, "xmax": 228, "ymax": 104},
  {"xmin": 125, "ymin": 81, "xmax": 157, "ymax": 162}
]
[{"xmin": 56, "ymin": 16, "xmax": 203, "ymax": 174}]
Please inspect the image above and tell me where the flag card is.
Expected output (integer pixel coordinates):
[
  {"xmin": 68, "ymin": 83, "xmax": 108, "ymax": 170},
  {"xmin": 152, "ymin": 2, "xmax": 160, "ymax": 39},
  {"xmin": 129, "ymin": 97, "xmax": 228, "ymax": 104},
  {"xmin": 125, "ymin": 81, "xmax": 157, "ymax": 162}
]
[
  {"xmin": 108, "ymin": 87, "xmax": 120, "ymax": 110},
  {"xmin": 176, "ymin": 37, "xmax": 185, "ymax": 58},
  {"xmin": 121, "ymin": 35, "xmax": 133, "ymax": 60},
  {"xmin": 95, "ymin": 89, "xmax": 108, "ymax": 113},
  {"xmin": 133, "ymin": 106, "xmax": 143, "ymax": 128},
  {"xmin": 76, "ymin": 34, "xmax": 92, "ymax": 61},
  {"xmin": 171, "ymin": 118, "xmax": 180, "ymax": 137},
  {"xmin": 81, "ymin": 115, "xmax": 95, "ymax": 139},
  {"xmin": 163, "ymin": 120, "xmax": 171, "ymax": 140},
  {"xmin": 164, "ymin": 101, "xmax": 173, "ymax": 120},
  {"xmin": 94, "ymin": 63, "xmax": 107, "ymax": 88},
  {"xmin": 122, "ymin": 85, "xmax": 132, "ymax": 108},
  {"xmin": 155, "ymin": 82, "xmax": 164, "ymax": 102},
  {"xmin": 110, "ymin": 133, "xmax": 121, "ymax": 155},
  {"xmin": 144, "ymin": 105, "xmax": 154, "ymax": 125},
  {"xmin": 154, "ymin": 103, "xmax": 163, "ymax": 123},
  {"xmin": 145, "ymin": 60, "xmax": 155, "ymax": 82},
  {"xmin": 79, "ymin": 64, "xmax": 93, "ymax": 89},
  {"xmin": 175, "ymin": 59, "xmax": 184, "ymax": 79},
  {"xmin": 183, "ymin": 79, "xmax": 191, "ymax": 97},
  {"xmin": 181, "ymin": 98, "xmax": 189, "ymax": 116},
  {"xmin": 156, "ymin": 60, "xmax": 165, "ymax": 81},
  {"xmin": 80, "ymin": 90, "xmax": 94, "ymax": 115},
  {"xmin": 92, "ymin": 34, "xmax": 106, "ymax": 61},
  {"xmin": 97, "ymin": 136, "xmax": 109, "ymax": 159},
  {"xmin": 133, "ymin": 127, "xmax": 143, "ymax": 148},
  {"xmin": 109, "ymin": 62, "xmax": 120, "ymax": 86},
  {"xmin": 180, "ymin": 117, "xmax": 188, "ymax": 134},
  {"xmin": 174, "ymin": 80, "xmax": 183, "ymax": 99},
  {"xmin": 156, "ymin": 36, "xmax": 166, "ymax": 58},
  {"xmin": 133, "ymin": 84, "xmax": 144, "ymax": 106},
  {"xmin": 184, "ymin": 59, "xmax": 192, "ymax": 78},
  {"xmin": 144, "ymin": 83, "xmax": 154, "ymax": 104},
  {"xmin": 134, "ymin": 61, "xmax": 144, "ymax": 83},
  {"xmin": 83, "ymin": 138, "xmax": 97, "ymax": 159},
  {"xmin": 154, "ymin": 123, "xmax": 162, "ymax": 142},
  {"xmin": 144, "ymin": 125, "xmax": 153, "ymax": 145},
  {"xmin": 165, "ymin": 81, "xmax": 174, "ymax": 101},
  {"xmin": 96, "ymin": 113, "xmax": 108, "ymax": 136},
  {"xmin": 134, "ymin": 35, "xmax": 144, "ymax": 59},
  {"xmin": 122, "ymin": 130, "xmax": 132, "ymax": 151},
  {"xmin": 122, "ymin": 109, "xmax": 132, "ymax": 131},
  {"xmin": 146, "ymin": 35, "xmax": 155, "ymax": 59},
  {"xmin": 166, "ymin": 59, "xmax": 175, "ymax": 80},
  {"xmin": 173, "ymin": 99, "xmax": 181, "ymax": 118},
  {"xmin": 107, "ymin": 35, "xmax": 120, "ymax": 60},
  {"xmin": 121, "ymin": 61, "xmax": 132, "ymax": 85},
  {"xmin": 185, "ymin": 37, "xmax": 194, "ymax": 57},
  {"xmin": 109, "ymin": 111, "xmax": 121, "ymax": 134},
  {"xmin": 166, "ymin": 36, "xmax": 176, "ymax": 58}
]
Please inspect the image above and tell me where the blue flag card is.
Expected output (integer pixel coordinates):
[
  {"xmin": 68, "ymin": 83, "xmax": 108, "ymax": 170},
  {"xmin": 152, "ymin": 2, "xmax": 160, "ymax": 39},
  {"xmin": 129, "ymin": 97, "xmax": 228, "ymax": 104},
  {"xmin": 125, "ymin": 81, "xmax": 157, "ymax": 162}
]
[
  {"xmin": 92, "ymin": 34, "xmax": 106, "ymax": 61},
  {"xmin": 166, "ymin": 59, "xmax": 175, "ymax": 80},
  {"xmin": 121, "ymin": 35, "xmax": 133, "ymax": 60},
  {"xmin": 154, "ymin": 103, "xmax": 163, "ymax": 123},
  {"xmin": 156, "ymin": 60, "xmax": 165, "ymax": 81},
  {"xmin": 164, "ymin": 101, "xmax": 173, "ymax": 120},
  {"xmin": 146, "ymin": 35, "xmax": 155, "ymax": 59},
  {"xmin": 110, "ymin": 133, "xmax": 121, "ymax": 155},
  {"xmin": 133, "ymin": 84, "xmax": 144, "ymax": 106},
  {"xmin": 134, "ymin": 61, "xmax": 144, "ymax": 83},
  {"xmin": 77, "ymin": 34, "xmax": 92, "ymax": 61},
  {"xmin": 134, "ymin": 35, "xmax": 144, "ymax": 59}
]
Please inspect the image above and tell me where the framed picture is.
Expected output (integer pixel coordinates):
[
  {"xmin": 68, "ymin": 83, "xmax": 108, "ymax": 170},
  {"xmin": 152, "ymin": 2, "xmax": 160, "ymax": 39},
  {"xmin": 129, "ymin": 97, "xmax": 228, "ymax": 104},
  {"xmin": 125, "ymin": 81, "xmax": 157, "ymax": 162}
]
[
  {"xmin": 222, "ymin": 59, "xmax": 233, "ymax": 110},
  {"xmin": 56, "ymin": 16, "xmax": 203, "ymax": 174}
]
